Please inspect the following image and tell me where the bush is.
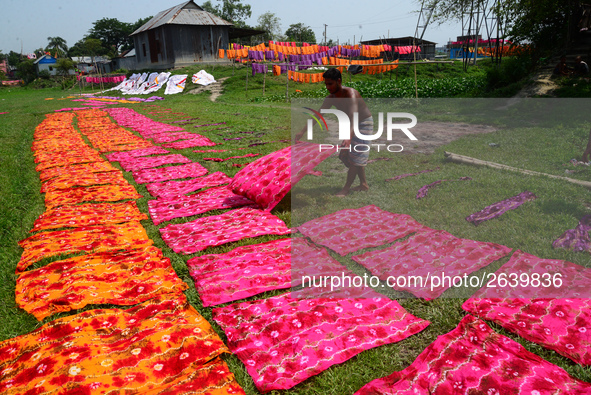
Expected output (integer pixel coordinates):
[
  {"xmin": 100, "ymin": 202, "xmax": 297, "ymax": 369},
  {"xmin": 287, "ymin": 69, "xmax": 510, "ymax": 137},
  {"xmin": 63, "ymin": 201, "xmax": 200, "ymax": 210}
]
[
  {"xmin": 485, "ymin": 55, "xmax": 534, "ymax": 91},
  {"xmin": 16, "ymin": 60, "xmax": 37, "ymax": 84},
  {"xmin": 114, "ymin": 68, "xmax": 128, "ymax": 74},
  {"xmin": 38, "ymin": 70, "xmax": 51, "ymax": 80}
]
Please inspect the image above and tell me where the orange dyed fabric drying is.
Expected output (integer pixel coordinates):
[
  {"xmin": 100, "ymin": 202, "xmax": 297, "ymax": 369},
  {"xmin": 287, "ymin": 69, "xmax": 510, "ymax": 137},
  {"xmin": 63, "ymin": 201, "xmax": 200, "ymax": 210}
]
[
  {"xmin": 35, "ymin": 153, "xmax": 104, "ymax": 172},
  {"xmin": 17, "ymin": 221, "xmax": 153, "ymax": 272},
  {"xmin": 44, "ymin": 184, "xmax": 143, "ymax": 210},
  {"xmin": 38, "ymin": 161, "xmax": 119, "ymax": 182},
  {"xmin": 15, "ymin": 247, "xmax": 187, "ymax": 320},
  {"xmin": 0, "ymin": 293, "xmax": 245, "ymax": 395},
  {"xmin": 31, "ymin": 201, "xmax": 148, "ymax": 232},
  {"xmin": 40, "ymin": 171, "xmax": 130, "ymax": 193}
]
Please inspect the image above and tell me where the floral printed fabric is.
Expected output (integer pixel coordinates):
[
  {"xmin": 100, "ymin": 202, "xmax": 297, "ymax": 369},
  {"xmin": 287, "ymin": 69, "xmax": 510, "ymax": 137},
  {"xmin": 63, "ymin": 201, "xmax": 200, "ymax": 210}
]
[
  {"xmin": 150, "ymin": 131, "xmax": 204, "ymax": 144},
  {"xmin": 44, "ymin": 184, "xmax": 143, "ymax": 210},
  {"xmin": 160, "ymin": 207, "xmax": 292, "ymax": 254},
  {"xmin": 291, "ymin": 142, "xmax": 337, "ymax": 184},
  {"xmin": 15, "ymin": 247, "xmax": 187, "ymax": 320},
  {"xmin": 38, "ymin": 161, "xmax": 119, "ymax": 182},
  {"xmin": 104, "ymin": 146, "xmax": 171, "ymax": 162},
  {"xmin": 133, "ymin": 162, "xmax": 209, "ymax": 184},
  {"xmin": 187, "ymin": 238, "xmax": 291, "ymax": 306},
  {"xmin": 40, "ymin": 171, "xmax": 130, "ymax": 193},
  {"xmin": 466, "ymin": 190, "xmax": 537, "ymax": 226},
  {"xmin": 148, "ymin": 186, "xmax": 257, "ymax": 225},
  {"xmin": 552, "ymin": 214, "xmax": 591, "ymax": 253},
  {"xmin": 104, "ymin": 107, "xmax": 185, "ymax": 137},
  {"xmin": 297, "ymin": 205, "xmax": 428, "ymax": 256},
  {"xmin": 161, "ymin": 136, "xmax": 218, "ymax": 149},
  {"xmin": 146, "ymin": 171, "xmax": 232, "ymax": 199},
  {"xmin": 203, "ymin": 153, "xmax": 261, "ymax": 162},
  {"xmin": 31, "ymin": 201, "xmax": 147, "ymax": 232},
  {"xmin": 463, "ymin": 250, "xmax": 591, "ymax": 365},
  {"xmin": 0, "ymin": 293, "xmax": 245, "ymax": 395},
  {"xmin": 35, "ymin": 153, "xmax": 103, "ymax": 172},
  {"xmin": 354, "ymin": 315, "xmax": 591, "ymax": 394},
  {"xmin": 116, "ymin": 154, "xmax": 192, "ymax": 172},
  {"xmin": 17, "ymin": 221, "xmax": 153, "ymax": 272},
  {"xmin": 212, "ymin": 293, "xmax": 430, "ymax": 393},
  {"xmin": 352, "ymin": 228, "xmax": 511, "ymax": 300}
]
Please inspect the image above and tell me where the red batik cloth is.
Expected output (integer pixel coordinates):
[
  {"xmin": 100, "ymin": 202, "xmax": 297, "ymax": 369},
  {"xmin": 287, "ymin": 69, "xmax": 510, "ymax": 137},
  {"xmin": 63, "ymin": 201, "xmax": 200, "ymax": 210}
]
[
  {"xmin": 297, "ymin": 205, "xmax": 428, "ymax": 256},
  {"xmin": 463, "ymin": 250, "xmax": 591, "ymax": 365},
  {"xmin": 0, "ymin": 293, "xmax": 245, "ymax": 395},
  {"xmin": 352, "ymin": 228, "xmax": 511, "ymax": 300},
  {"xmin": 466, "ymin": 190, "xmax": 537, "ymax": 226},
  {"xmin": 148, "ymin": 186, "xmax": 257, "ymax": 225},
  {"xmin": 212, "ymin": 293, "xmax": 430, "ymax": 393},
  {"xmin": 354, "ymin": 315, "xmax": 591, "ymax": 395},
  {"xmin": 40, "ymin": 171, "xmax": 130, "ymax": 193},
  {"xmin": 31, "ymin": 201, "xmax": 148, "ymax": 232},
  {"xmin": 187, "ymin": 238, "xmax": 291, "ymax": 307},
  {"xmin": 104, "ymin": 146, "xmax": 171, "ymax": 162},
  {"xmin": 17, "ymin": 221, "xmax": 153, "ymax": 272},
  {"xmin": 15, "ymin": 247, "xmax": 188, "ymax": 320},
  {"xmin": 203, "ymin": 153, "xmax": 261, "ymax": 162},
  {"xmin": 133, "ymin": 162, "xmax": 208, "ymax": 184},
  {"xmin": 160, "ymin": 207, "xmax": 291, "ymax": 254},
  {"xmin": 38, "ymin": 161, "xmax": 119, "ymax": 182},
  {"xmin": 44, "ymin": 184, "xmax": 143, "ymax": 210},
  {"xmin": 116, "ymin": 154, "xmax": 192, "ymax": 172},
  {"xmin": 162, "ymin": 136, "xmax": 218, "ymax": 149},
  {"xmin": 146, "ymin": 171, "xmax": 232, "ymax": 199}
]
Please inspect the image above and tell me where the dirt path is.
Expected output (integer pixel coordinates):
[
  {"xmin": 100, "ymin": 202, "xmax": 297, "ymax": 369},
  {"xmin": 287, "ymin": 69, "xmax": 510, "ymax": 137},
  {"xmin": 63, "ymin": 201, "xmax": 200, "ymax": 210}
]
[
  {"xmin": 188, "ymin": 77, "xmax": 229, "ymax": 101},
  {"xmin": 513, "ymin": 68, "xmax": 559, "ymax": 98}
]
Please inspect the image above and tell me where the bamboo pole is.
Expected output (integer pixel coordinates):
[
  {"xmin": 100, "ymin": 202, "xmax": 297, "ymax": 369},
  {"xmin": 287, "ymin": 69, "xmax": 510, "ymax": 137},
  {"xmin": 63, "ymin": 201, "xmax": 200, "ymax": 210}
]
[{"xmin": 444, "ymin": 151, "xmax": 591, "ymax": 189}]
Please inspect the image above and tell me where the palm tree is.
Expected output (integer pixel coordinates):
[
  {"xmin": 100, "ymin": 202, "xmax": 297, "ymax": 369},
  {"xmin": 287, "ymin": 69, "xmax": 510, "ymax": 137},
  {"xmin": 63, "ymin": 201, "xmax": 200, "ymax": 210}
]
[{"xmin": 46, "ymin": 37, "xmax": 68, "ymax": 58}]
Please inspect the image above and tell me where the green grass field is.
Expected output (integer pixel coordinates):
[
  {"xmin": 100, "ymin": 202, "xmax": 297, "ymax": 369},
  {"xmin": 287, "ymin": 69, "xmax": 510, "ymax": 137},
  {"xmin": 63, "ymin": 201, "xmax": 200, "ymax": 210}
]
[{"xmin": 2, "ymin": 63, "xmax": 591, "ymax": 393}]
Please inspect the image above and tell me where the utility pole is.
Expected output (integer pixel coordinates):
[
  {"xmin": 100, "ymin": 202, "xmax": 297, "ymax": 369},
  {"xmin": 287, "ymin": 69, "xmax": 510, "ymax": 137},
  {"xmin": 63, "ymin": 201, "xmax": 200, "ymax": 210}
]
[{"xmin": 324, "ymin": 24, "xmax": 327, "ymax": 45}]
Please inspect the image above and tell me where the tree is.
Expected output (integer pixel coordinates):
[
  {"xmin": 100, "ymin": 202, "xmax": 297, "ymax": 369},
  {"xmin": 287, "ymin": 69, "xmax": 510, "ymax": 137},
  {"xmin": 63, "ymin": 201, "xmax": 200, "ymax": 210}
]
[
  {"xmin": 88, "ymin": 18, "xmax": 129, "ymax": 55},
  {"xmin": 256, "ymin": 12, "xmax": 282, "ymax": 42},
  {"xmin": 46, "ymin": 36, "xmax": 68, "ymax": 58},
  {"xmin": 7, "ymin": 51, "xmax": 22, "ymax": 67},
  {"xmin": 56, "ymin": 58, "xmax": 75, "ymax": 77},
  {"xmin": 285, "ymin": 23, "xmax": 316, "ymax": 44},
  {"xmin": 16, "ymin": 59, "xmax": 36, "ymax": 84},
  {"xmin": 201, "ymin": 0, "xmax": 252, "ymax": 27}
]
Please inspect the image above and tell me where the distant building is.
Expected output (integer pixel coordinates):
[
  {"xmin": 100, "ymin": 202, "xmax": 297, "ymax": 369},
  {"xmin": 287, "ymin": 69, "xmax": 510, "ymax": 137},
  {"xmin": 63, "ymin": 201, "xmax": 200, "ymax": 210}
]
[
  {"xmin": 72, "ymin": 56, "xmax": 113, "ymax": 74},
  {"xmin": 111, "ymin": 49, "xmax": 137, "ymax": 71},
  {"xmin": 34, "ymin": 55, "xmax": 58, "ymax": 76},
  {"xmin": 360, "ymin": 37, "xmax": 437, "ymax": 60}
]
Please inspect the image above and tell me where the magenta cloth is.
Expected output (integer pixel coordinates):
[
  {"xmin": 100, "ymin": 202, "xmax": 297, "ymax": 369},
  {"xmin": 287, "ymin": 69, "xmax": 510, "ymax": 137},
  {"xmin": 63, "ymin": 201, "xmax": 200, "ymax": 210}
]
[
  {"xmin": 194, "ymin": 149, "xmax": 229, "ymax": 153},
  {"xmin": 297, "ymin": 205, "xmax": 428, "ymax": 256},
  {"xmin": 202, "ymin": 154, "xmax": 261, "ymax": 162},
  {"xmin": 105, "ymin": 107, "xmax": 184, "ymax": 137},
  {"xmin": 148, "ymin": 186, "xmax": 257, "ymax": 225},
  {"xmin": 145, "ymin": 172, "xmax": 232, "ymax": 198},
  {"xmin": 149, "ymin": 132, "xmax": 205, "ymax": 144},
  {"xmin": 187, "ymin": 239, "xmax": 291, "ymax": 307},
  {"xmin": 104, "ymin": 146, "xmax": 170, "ymax": 162},
  {"xmin": 355, "ymin": 315, "xmax": 591, "ymax": 395},
  {"xmin": 160, "ymin": 207, "xmax": 291, "ymax": 254},
  {"xmin": 466, "ymin": 190, "xmax": 537, "ymax": 226},
  {"xmin": 117, "ymin": 154, "xmax": 192, "ymax": 172},
  {"xmin": 132, "ymin": 162, "xmax": 208, "ymax": 184},
  {"xmin": 552, "ymin": 215, "xmax": 591, "ymax": 253},
  {"xmin": 291, "ymin": 142, "xmax": 337, "ymax": 183},
  {"xmin": 386, "ymin": 167, "xmax": 439, "ymax": 181},
  {"xmin": 212, "ymin": 293, "xmax": 429, "ymax": 393},
  {"xmin": 352, "ymin": 228, "xmax": 511, "ymax": 300},
  {"xmin": 162, "ymin": 136, "xmax": 217, "ymax": 149}
]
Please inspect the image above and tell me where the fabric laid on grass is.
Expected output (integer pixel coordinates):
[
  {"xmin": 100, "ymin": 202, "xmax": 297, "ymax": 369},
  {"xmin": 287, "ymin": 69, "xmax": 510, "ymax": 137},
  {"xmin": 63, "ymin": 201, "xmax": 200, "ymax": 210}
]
[
  {"xmin": 0, "ymin": 293, "xmax": 245, "ymax": 395},
  {"xmin": 194, "ymin": 149, "xmax": 229, "ymax": 153},
  {"xmin": 104, "ymin": 146, "xmax": 171, "ymax": 162},
  {"xmin": 17, "ymin": 221, "xmax": 153, "ymax": 272},
  {"xmin": 466, "ymin": 190, "xmax": 537, "ymax": 226},
  {"xmin": 354, "ymin": 315, "xmax": 591, "ymax": 395},
  {"xmin": 160, "ymin": 207, "xmax": 292, "ymax": 254},
  {"xmin": 38, "ymin": 161, "xmax": 119, "ymax": 182},
  {"xmin": 297, "ymin": 205, "xmax": 428, "ymax": 256},
  {"xmin": 352, "ymin": 228, "xmax": 511, "ymax": 300},
  {"xmin": 31, "ymin": 201, "xmax": 147, "ymax": 232},
  {"xmin": 415, "ymin": 177, "xmax": 472, "ymax": 199},
  {"xmin": 212, "ymin": 293, "xmax": 430, "ymax": 393},
  {"xmin": 15, "ymin": 247, "xmax": 188, "ymax": 321},
  {"xmin": 149, "ymin": 132, "xmax": 205, "ymax": 144},
  {"xmin": 35, "ymin": 153, "xmax": 103, "ymax": 172},
  {"xmin": 148, "ymin": 186, "xmax": 258, "ymax": 225},
  {"xmin": 552, "ymin": 214, "xmax": 591, "ymax": 253},
  {"xmin": 462, "ymin": 249, "xmax": 591, "ymax": 365},
  {"xmin": 146, "ymin": 171, "xmax": 232, "ymax": 199},
  {"xmin": 133, "ymin": 162, "xmax": 208, "ymax": 184},
  {"xmin": 40, "ymin": 171, "xmax": 131, "ymax": 193},
  {"xmin": 187, "ymin": 239, "xmax": 291, "ymax": 307},
  {"xmin": 117, "ymin": 154, "xmax": 192, "ymax": 172},
  {"xmin": 202, "ymin": 153, "xmax": 261, "ymax": 162},
  {"xmin": 162, "ymin": 136, "xmax": 218, "ymax": 149},
  {"xmin": 164, "ymin": 74, "xmax": 188, "ymax": 95},
  {"xmin": 44, "ymin": 184, "xmax": 143, "ymax": 210},
  {"xmin": 105, "ymin": 107, "xmax": 185, "ymax": 137}
]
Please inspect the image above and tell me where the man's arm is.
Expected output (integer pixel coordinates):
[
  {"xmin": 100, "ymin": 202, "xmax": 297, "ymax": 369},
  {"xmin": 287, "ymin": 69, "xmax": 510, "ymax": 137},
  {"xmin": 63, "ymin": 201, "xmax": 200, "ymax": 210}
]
[{"xmin": 294, "ymin": 97, "xmax": 332, "ymax": 142}]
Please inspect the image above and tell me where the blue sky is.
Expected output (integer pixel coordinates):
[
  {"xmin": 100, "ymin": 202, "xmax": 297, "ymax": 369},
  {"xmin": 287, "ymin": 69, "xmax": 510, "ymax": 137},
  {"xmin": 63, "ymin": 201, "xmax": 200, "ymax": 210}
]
[{"xmin": 1, "ymin": 0, "xmax": 463, "ymax": 54}]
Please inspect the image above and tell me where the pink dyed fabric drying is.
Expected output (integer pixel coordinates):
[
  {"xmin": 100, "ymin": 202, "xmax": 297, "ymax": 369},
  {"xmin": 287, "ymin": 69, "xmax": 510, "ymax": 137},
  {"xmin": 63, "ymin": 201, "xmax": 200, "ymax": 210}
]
[
  {"xmin": 145, "ymin": 172, "xmax": 232, "ymax": 198},
  {"xmin": 117, "ymin": 154, "xmax": 192, "ymax": 172},
  {"xmin": 160, "ymin": 207, "xmax": 291, "ymax": 254},
  {"xmin": 386, "ymin": 167, "xmax": 439, "ymax": 181},
  {"xmin": 355, "ymin": 315, "xmax": 591, "ymax": 394},
  {"xmin": 203, "ymin": 153, "xmax": 261, "ymax": 162},
  {"xmin": 105, "ymin": 107, "xmax": 184, "ymax": 137},
  {"xmin": 552, "ymin": 214, "xmax": 591, "ymax": 253},
  {"xmin": 297, "ymin": 205, "xmax": 428, "ymax": 256},
  {"xmin": 466, "ymin": 190, "xmax": 537, "ymax": 226},
  {"xmin": 162, "ymin": 136, "xmax": 217, "ymax": 149},
  {"xmin": 132, "ymin": 162, "xmax": 208, "ymax": 184},
  {"xmin": 212, "ymin": 293, "xmax": 430, "ymax": 393},
  {"xmin": 187, "ymin": 239, "xmax": 291, "ymax": 306},
  {"xmin": 352, "ymin": 228, "xmax": 511, "ymax": 300},
  {"xmin": 104, "ymin": 146, "xmax": 170, "ymax": 162},
  {"xmin": 148, "ymin": 186, "xmax": 257, "ymax": 225},
  {"xmin": 149, "ymin": 132, "xmax": 204, "ymax": 144},
  {"xmin": 194, "ymin": 149, "xmax": 228, "ymax": 153},
  {"xmin": 291, "ymin": 142, "xmax": 337, "ymax": 183}
]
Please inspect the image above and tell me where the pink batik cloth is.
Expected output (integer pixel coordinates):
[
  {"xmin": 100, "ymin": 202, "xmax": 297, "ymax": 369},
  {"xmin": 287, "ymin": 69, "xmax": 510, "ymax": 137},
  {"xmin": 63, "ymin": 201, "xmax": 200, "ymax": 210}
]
[
  {"xmin": 149, "ymin": 132, "xmax": 206, "ymax": 144},
  {"xmin": 352, "ymin": 228, "xmax": 511, "ymax": 300},
  {"xmin": 194, "ymin": 149, "xmax": 229, "ymax": 153},
  {"xmin": 148, "ymin": 186, "xmax": 257, "ymax": 225},
  {"xmin": 104, "ymin": 146, "xmax": 170, "ymax": 162},
  {"xmin": 117, "ymin": 154, "xmax": 192, "ymax": 172},
  {"xmin": 105, "ymin": 107, "xmax": 185, "ymax": 136},
  {"xmin": 297, "ymin": 205, "xmax": 428, "ymax": 256},
  {"xmin": 212, "ymin": 293, "xmax": 430, "ymax": 393},
  {"xmin": 354, "ymin": 315, "xmax": 591, "ymax": 394},
  {"xmin": 463, "ymin": 250, "xmax": 591, "ymax": 365},
  {"xmin": 291, "ymin": 142, "xmax": 337, "ymax": 183},
  {"xmin": 160, "ymin": 207, "xmax": 291, "ymax": 254},
  {"xmin": 187, "ymin": 239, "xmax": 291, "ymax": 307},
  {"xmin": 162, "ymin": 136, "xmax": 217, "ymax": 149},
  {"xmin": 203, "ymin": 154, "xmax": 261, "ymax": 162},
  {"xmin": 132, "ymin": 162, "xmax": 208, "ymax": 184},
  {"xmin": 145, "ymin": 172, "xmax": 232, "ymax": 199}
]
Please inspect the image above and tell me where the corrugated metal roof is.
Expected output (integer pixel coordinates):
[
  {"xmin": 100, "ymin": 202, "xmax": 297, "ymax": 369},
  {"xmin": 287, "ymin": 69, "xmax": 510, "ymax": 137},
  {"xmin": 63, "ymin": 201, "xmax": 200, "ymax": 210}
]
[{"xmin": 131, "ymin": 0, "xmax": 232, "ymax": 36}]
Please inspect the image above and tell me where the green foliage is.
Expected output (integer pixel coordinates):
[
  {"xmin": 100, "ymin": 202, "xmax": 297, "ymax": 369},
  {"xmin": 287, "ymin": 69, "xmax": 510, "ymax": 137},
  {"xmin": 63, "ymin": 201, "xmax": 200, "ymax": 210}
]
[
  {"xmin": 88, "ymin": 18, "xmax": 129, "ymax": 55},
  {"xmin": 7, "ymin": 51, "xmax": 22, "ymax": 67},
  {"xmin": 202, "ymin": 0, "xmax": 252, "ymax": 27},
  {"xmin": 38, "ymin": 70, "xmax": 51, "ymax": 80},
  {"xmin": 114, "ymin": 68, "xmax": 129, "ymax": 74},
  {"xmin": 255, "ymin": 12, "xmax": 282, "ymax": 42},
  {"xmin": 45, "ymin": 36, "xmax": 68, "ymax": 58},
  {"xmin": 485, "ymin": 55, "xmax": 533, "ymax": 91},
  {"xmin": 285, "ymin": 23, "xmax": 316, "ymax": 43},
  {"xmin": 55, "ymin": 58, "xmax": 75, "ymax": 77},
  {"xmin": 16, "ymin": 59, "xmax": 36, "ymax": 84}
]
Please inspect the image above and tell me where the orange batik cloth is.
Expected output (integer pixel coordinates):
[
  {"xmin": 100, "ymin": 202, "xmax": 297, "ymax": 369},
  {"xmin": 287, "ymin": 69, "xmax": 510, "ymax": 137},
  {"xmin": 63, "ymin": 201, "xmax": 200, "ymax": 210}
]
[
  {"xmin": 35, "ymin": 153, "xmax": 104, "ymax": 172},
  {"xmin": 38, "ymin": 161, "xmax": 119, "ymax": 182},
  {"xmin": 31, "ymin": 201, "xmax": 147, "ymax": 232},
  {"xmin": 17, "ymin": 221, "xmax": 152, "ymax": 272},
  {"xmin": 0, "ymin": 293, "xmax": 245, "ymax": 394},
  {"xmin": 44, "ymin": 184, "xmax": 143, "ymax": 210},
  {"xmin": 15, "ymin": 247, "xmax": 187, "ymax": 320},
  {"xmin": 40, "ymin": 171, "xmax": 130, "ymax": 193}
]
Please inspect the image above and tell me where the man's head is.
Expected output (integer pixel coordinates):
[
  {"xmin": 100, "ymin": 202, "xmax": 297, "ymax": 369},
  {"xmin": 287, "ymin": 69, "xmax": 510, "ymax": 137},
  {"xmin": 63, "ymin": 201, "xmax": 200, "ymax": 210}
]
[
  {"xmin": 323, "ymin": 68, "xmax": 342, "ymax": 94},
  {"xmin": 576, "ymin": 56, "xmax": 583, "ymax": 63}
]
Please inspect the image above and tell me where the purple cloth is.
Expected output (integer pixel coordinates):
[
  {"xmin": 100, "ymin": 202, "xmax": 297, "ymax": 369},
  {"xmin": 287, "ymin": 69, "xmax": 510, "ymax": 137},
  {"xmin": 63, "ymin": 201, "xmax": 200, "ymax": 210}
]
[
  {"xmin": 553, "ymin": 215, "xmax": 591, "ymax": 252},
  {"xmin": 466, "ymin": 190, "xmax": 537, "ymax": 226},
  {"xmin": 416, "ymin": 177, "xmax": 471, "ymax": 199}
]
